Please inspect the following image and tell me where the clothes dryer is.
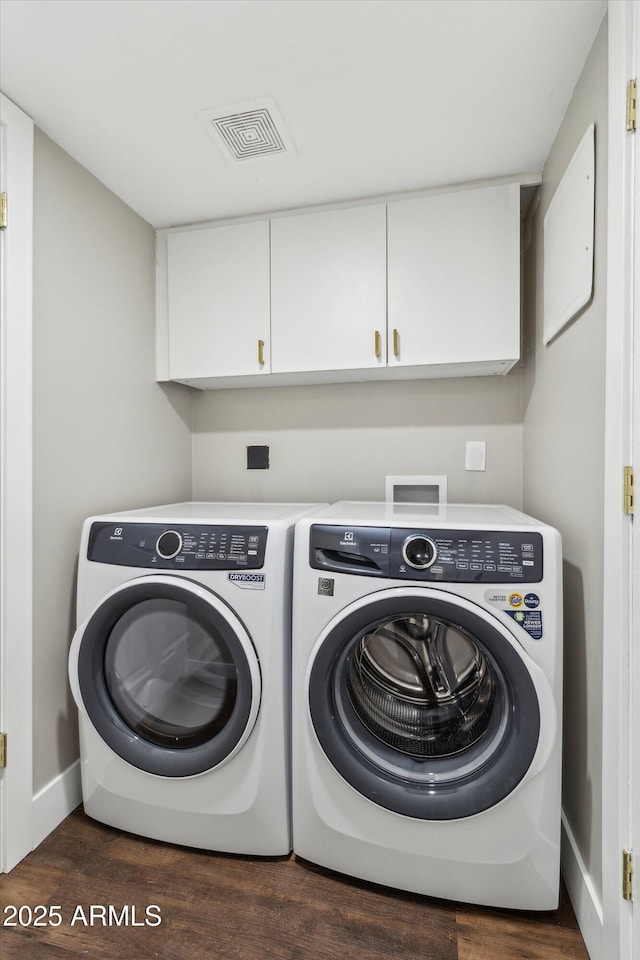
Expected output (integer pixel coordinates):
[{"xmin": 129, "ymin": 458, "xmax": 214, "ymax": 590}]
[
  {"xmin": 69, "ymin": 501, "xmax": 322, "ymax": 855},
  {"xmin": 291, "ymin": 502, "xmax": 562, "ymax": 908}
]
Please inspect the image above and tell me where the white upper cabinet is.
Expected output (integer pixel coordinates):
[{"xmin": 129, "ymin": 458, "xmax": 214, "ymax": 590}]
[
  {"xmin": 157, "ymin": 181, "xmax": 522, "ymax": 388},
  {"xmin": 166, "ymin": 220, "xmax": 270, "ymax": 380},
  {"xmin": 387, "ymin": 183, "xmax": 520, "ymax": 372},
  {"xmin": 270, "ymin": 204, "xmax": 387, "ymax": 374}
]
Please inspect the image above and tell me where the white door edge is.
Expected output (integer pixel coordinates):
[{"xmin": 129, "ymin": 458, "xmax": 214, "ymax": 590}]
[
  {"xmin": 0, "ymin": 93, "xmax": 34, "ymax": 872},
  {"xmin": 601, "ymin": 3, "xmax": 637, "ymax": 959},
  {"xmin": 631, "ymin": 4, "xmax": 640, "ymax": 959}
]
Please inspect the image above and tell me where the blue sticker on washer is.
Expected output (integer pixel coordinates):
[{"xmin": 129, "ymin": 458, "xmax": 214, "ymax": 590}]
[
  {"xmin": 506, "ymin": 609, "xmax": 543, "ymax": 640},
  {"xmin": 524, "ymin": 593, "xmax": 540, "ymax": 609}
]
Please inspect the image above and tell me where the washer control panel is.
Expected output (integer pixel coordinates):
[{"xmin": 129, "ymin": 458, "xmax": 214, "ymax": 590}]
[
  {"xmin": 310, "ymin": 524, "xmax": 543, "ymax": 583},
  {"xmin": 88, "ymin": 522, "xmax": 268, "ymax": 570}
]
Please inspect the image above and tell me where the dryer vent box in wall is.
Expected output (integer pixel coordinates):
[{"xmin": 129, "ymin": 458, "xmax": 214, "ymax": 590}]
[{"xmin": 385, "ymin": 475, "xmax": 447, "ymax": 505}]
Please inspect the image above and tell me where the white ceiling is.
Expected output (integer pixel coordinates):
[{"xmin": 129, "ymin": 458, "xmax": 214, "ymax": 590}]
[{"xmin": 0, "ymin": 0, "xmax": 606, "ymax": 229}]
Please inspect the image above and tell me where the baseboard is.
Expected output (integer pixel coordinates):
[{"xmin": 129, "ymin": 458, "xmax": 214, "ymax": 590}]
[
  {"xmin": 561, "ymin": 811, "xmax": 604, "ymax": 960},
  {"xmin": 32, "ymin": 759, "xmax": 82, "ymax": 849}
]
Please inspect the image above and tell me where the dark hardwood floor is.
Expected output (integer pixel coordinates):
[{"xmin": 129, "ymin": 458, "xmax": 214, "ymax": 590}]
[{"xmin": 0, "ymin": 806, "xmax": 589, "ymax": 960}]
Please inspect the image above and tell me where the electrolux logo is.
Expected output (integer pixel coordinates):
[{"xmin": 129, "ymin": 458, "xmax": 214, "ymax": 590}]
[{"xmin": 339, "ymin": 530, "xmax": 356, "ymax": 548}]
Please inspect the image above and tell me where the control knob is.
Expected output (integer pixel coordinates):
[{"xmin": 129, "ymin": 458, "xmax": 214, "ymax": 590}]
[
  {"xmin": 156, "ymin": 529, "xmax": 182, "ymax": 560},
  {"xmin": 402, "ymin": 534, "xmax": 437, "ymax": 570}
]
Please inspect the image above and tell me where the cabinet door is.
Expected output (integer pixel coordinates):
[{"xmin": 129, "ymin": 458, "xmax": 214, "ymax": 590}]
[
  {"xmin": 270, "ymin": 204, "xmax": 386, "ymax": 374},
  {"xmin": 167, "ymin": 221, "xmax": 270, "ymax": 380},
  {"xmin": 387, "ymin": 184, "xmax": 520, "ymax": 367}
]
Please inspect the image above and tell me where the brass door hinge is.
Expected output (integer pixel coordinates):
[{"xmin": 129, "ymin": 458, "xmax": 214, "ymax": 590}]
[
  {"xmin": 0, "ymin": 192, "xmax": 7, "ymax": 230},
  {"xmin": 623, "ymin": 849, "xmax": 633, "ymax": 901},
  {"xmin": 0, "ymin": 733, "xmax": 6, "ymax": 768},
  {"xmin": 627, "ymin": 79, "xmax": 637, "ymax": 133},
  {"xmin": 624, "ymin": 466, "xmax": 634, "ymax": 515}
]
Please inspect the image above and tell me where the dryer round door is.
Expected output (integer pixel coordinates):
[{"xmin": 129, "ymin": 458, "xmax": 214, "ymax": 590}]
[
  {"xmin": 71, "ymin": 575, "xmax": 261, "ymax": 777},
  {"xmin": 307, "ymin": 587, "xmax": 554, "ymax": 819}
]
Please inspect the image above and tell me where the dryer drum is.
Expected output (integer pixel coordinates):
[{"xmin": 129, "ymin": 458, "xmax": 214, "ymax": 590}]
[
  {"xmin": 346, "ymin": 614, "xmax": 496, "ymax": 757},
  {"xmin": 104, "ymin": 598, "xmax": 239, "ymax": 749}
]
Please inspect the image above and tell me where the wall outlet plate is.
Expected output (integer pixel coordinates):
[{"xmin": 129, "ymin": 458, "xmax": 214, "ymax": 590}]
[{"xmin": 465, "ymin": 441, "xmax": 486, "ymax": 471}]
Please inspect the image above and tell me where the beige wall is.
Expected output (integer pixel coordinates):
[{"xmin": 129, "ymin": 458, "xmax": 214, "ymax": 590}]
[
  {"xmin": 522, "ymin": 19, "xmax": 607, "ymax": 902},
  {"xmin": 192, "ymin": 374, "xmax": 523, "ymax": 506},
  {"xmin": 32, "ymin": 131, "xmax": 193, "ymax": 792}
]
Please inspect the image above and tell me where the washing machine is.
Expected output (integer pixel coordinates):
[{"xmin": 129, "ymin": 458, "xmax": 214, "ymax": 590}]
[
  {"xmin": 291, "ymin": 501, "xmax": 562, "ymax": 909},
  {"xmin": 69, "ymin": 501, "xmax": 322, "ymax": 855}
]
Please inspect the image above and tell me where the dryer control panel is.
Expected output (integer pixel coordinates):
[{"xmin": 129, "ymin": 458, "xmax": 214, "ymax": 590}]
[
  {"xmin": 87, "ymin": 522, "xmax": 268, "ymax": 570},
  {"xmin": 310, "ymin": 524, "xmax": 543, "ymax": 583}
]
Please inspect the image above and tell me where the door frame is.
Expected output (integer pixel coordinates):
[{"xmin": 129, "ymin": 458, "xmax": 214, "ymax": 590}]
[
  {"xmin": 630, "ymin": 6, "xmax": 640, "ymax": 960},
  {"xmin": 601, "ymin": 2, "xmax": 637, "ymax": 958},
  {"xmin": 633, "ymin": 3, "xmax": 640, "ymax": 952},
  {"xmin": 0, "ymin": 93, "xmax": 34, "ymax": 872}
]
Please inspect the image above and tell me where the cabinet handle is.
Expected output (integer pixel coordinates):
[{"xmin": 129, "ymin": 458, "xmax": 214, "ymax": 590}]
[
  {"xmin": 374, "ymin": 330, "xmax": 381, "ymax": 359},
  {"xmin": 393, "ymin": 328, "xmax": 400, "ymax": 358},
  {"xmin": 258, "ymin": 339, "xmax": 265, "ymax": 365}
]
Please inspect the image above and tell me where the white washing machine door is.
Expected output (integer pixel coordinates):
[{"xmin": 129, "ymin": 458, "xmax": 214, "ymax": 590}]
[
  {"xmin": 69, "ymin": 575, "xmax": 261, "ymax": 777},
  {"xmin": 306, "ymin": 587, "xmax": 555, "ymax": 819}
]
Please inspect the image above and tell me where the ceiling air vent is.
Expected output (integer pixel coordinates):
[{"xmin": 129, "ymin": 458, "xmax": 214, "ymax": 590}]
[
  {"xmin": 214, "ymin": 109, "xmax": 285, "ymax": 160},
  {"xmin": 198, "ymin": 97, "xmax": 294, "ymax": 163}
]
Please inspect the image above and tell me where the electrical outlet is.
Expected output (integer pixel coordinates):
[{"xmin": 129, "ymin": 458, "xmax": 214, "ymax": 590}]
[{"xmin": 465, "ymin": 441, "xmax": 486, "ymax": 471}]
